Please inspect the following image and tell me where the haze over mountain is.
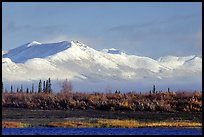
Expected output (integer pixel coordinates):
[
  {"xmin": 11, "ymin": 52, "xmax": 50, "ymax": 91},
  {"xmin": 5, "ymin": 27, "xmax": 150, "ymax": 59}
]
[{"xmin": 2, "ymin": 40, "xmax": 202, "ymax": 92}]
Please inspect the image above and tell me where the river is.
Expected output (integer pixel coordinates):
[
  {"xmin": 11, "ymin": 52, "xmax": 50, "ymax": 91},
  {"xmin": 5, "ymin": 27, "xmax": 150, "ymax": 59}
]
[{"xmin": 2, "ymin": 128, "xmax": 202, "ymax": 135}]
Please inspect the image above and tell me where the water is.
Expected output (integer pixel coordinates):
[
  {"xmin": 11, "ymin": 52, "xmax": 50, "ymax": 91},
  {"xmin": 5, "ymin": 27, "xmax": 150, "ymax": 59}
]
[{"xmin": 2, "ymin": 128, "xmax": 202, "ymax": 135}]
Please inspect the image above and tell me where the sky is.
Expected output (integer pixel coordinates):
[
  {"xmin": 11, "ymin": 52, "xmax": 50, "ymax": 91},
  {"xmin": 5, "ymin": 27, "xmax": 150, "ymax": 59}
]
[{"xmin": 2, "ymin": 2, "xmax": 202, "ymax": 59}]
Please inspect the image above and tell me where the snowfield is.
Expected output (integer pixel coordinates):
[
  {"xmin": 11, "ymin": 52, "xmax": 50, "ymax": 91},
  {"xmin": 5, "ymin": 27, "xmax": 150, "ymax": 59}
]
[{"xmin": 2, "ymin": 40, "xmax": 202, "ymax": 92}]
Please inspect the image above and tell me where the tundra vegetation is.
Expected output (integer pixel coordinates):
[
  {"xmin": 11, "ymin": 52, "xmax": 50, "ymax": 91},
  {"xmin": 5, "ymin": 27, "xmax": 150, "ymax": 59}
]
[
  {"xmin": 2, "ymin": 119, "xmax": 201, "ymax": 128},
  {"xmin": 2, "ymin": 121, "xmax": 30, "ymax": 128},
  {"xmin": 47, "ymin": 119, "xmax": 202, "ymax": 128},
  {"xmin": 2, "ymin": 80, "xmax": 202, "ymax": 128},
  {"xmin": 2, "ymin": 81, "xmax": 202, "ymax": 112}
]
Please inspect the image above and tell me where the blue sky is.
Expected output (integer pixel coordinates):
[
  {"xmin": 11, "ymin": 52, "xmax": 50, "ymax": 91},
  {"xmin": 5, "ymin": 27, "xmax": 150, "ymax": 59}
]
[{"xmin": 2, "ymin": 2, "xmax": 202, "ymax": 58}]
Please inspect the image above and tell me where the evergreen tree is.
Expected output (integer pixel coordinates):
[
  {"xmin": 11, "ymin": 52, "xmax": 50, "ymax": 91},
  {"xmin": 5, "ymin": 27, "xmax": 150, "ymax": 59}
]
[
  {"xmin": 48, "ymin": 78, "xmax": 52, "ymax": 93},
  {"xmin": 26, "ymin": 88, "xmax": 29, "ymax": 93},
  {"xmin": 43, "ymin": 81, "xmax": 46, "ymax": 93},
  {"xmin": 152, "ymin": 85, "xmax": 156, "ymax": 94},
  {"xmin": 32, "ymin": 83, "xmax": 34, "ymax": 93},
  {"xmin": 10, "ymin": 85, "xmax": 13, "ymax": 93},
  {"xmin": 38, "ymin": 80, "xmax": 42, "ymax": 93},
  {"xmin": 20, "ymin": 85, "xmax": 23, "ymax": 92},
  {"xmin": 45, "ymin": 80, "xmax": 48, "ymax": 93}
]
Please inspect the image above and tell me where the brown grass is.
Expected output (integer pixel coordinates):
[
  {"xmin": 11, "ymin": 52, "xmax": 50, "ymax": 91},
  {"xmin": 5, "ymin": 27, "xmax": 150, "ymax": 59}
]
[
  {"xmin": 2, "ymin": 121, "xmax": 30, "ymax": 128},
  {"xmin": 47, "ymin": 121, "xmax": 93, "ymax": 128},
  {"xmin": 46, "ymin": 119, "xmax": 202, "ymax": 128},
  {"xmin": 138, "ymin": 121, "xmax": 202, "ymax": 128}
]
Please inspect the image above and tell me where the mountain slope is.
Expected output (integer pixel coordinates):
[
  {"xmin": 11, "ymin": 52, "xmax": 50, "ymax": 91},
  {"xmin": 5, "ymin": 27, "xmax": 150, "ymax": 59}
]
[
  {"xmin": 2, "ymin": 40, "xmax": 202, "ymax": 91},
  {"xmin": 3, "ymin": 41, "xmax": 71, "ymax": 63}
]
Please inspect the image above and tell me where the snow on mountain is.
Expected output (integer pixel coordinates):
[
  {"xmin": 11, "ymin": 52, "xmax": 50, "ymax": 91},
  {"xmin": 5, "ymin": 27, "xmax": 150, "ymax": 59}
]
[
  {"xmin": 2, "ymin": 40, "xmax": 202, "ymax": 91},
  {"xmin": 102, "ymin": 48, "xmax": 123, "ymax": 54},
  {"xmin": 2, "ymin": 50, "xmax": 8, "ymax": 56},
  {"xmin": 157, "ymin": 55, "xmax": 199, "ymax": 69},
  {"xmin": 27, "ymin": 41, "xmax": 42, "ymax": 47},
  {"xmin": 3, "ymin": 41, "xmax": 71, "ymax": 63}
]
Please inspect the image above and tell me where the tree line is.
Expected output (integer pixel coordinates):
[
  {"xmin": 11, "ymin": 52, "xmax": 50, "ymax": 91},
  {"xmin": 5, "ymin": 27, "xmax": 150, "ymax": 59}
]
[
  {"xmin": 2, "ymin": 88, "xmax": 202, "ymax": 112},
  {"xmin": 2, "ymin": 78, "xmax": 52, "ymax": 94},
  {"xmin": 2, "ymin": 79, "xmax": 202, "ymax": 112}
]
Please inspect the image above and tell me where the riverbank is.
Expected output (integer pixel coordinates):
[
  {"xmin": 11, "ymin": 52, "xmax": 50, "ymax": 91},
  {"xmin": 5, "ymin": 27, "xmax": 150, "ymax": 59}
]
[
  {"xmin": 3, "ymin": 120, "xmax": 202, "ymax": 128},
  {"xmin": 46, "ymin": 119, "xmax": 202, "ymax": 128},
  {"xmin": 2, "ymin": 107, "xmax": 202, "ymax": 128}
]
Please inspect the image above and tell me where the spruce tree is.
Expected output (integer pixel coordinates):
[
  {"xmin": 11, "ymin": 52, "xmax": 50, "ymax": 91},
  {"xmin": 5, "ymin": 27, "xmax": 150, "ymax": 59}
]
[
  {"xmin": 45, "ymin": 80, "xmax": 48, "ymax": 93},
  {"xmin": 43, "ymin": 81, "xmax": 46, "ymax": 93},
  {"xmin": 152, "ymin": 85, "xmax": 156, "ymax": 94},
  {"xmin": 20, "ymin": 85, "xmax": 23, "ymax": 92},
  {"xmin": 38, "ymin": 80, "xmax": 42, "ymax": 93},
  {"xmin": 168, "ymin": 88, "xmax": 170, "ymax": 92},
  {"xmin": 26, "ymin": 88, "xmax": 29, "ymax": 93},
  {"xmin": 48, "ymin": 78, "xmax": 52, "ymax": 93},
  {"xmin": 32, "ymin": 83, "xmax": 34, "ymax": 93},
  {"xmin": 10, "ymin": 85, "xmax": 13, "ymax": 93}
]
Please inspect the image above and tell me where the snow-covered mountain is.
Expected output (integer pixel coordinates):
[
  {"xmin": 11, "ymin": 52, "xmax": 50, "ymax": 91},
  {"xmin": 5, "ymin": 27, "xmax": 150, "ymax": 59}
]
[
  {"xmin": 2, "ymin": 50, "xmax": 8, "ymax": 56},
  {"xmin": 2, "ymin": 40, "xmax": 202, "ymax": 91}
]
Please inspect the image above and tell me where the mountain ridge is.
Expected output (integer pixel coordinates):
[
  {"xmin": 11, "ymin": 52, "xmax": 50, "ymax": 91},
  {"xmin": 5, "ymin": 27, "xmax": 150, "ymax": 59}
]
[{"xmin": 2, "ymin": 40, "xmax": 202, "ymax": 91}]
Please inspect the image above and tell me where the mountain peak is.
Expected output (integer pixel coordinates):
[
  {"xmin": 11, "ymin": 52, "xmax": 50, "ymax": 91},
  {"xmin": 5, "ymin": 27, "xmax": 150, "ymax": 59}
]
[
  {"xmin": 27, "ymin": 41, "xmax": 42, "ymax": 47},
  {"xmin": 71, "ymin": 40, "xmax": 88, "ymax": 49},
  {"xmin": 71, "ymin": 40, "xmax": 84, "ymax": 44}
]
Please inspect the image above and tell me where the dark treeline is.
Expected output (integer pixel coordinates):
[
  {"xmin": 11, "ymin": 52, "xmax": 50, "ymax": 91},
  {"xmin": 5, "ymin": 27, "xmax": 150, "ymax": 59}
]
[
  {"xmin": 2, "ymin": 80, "xmax": 202, "ymax": 112},
  {"xmin": 2, "ymin": 78, "xmax": 52, "ymax": 94}
]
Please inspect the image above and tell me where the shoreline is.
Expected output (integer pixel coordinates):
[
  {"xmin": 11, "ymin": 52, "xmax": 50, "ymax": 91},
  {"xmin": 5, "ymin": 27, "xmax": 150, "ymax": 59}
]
[
  {"xmin": 2, "ymin": 121, "xmax": 202, "ymax": 128},
  {"xmin": 2, "ymin": 107, "xmax": 202, "ymax": 128}
]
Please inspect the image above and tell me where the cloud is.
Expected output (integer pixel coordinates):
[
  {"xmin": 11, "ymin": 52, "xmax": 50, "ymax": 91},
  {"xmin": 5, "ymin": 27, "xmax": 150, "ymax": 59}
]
[
  {"xmin": 3, "ymin": 21, "xmax": 105, "ymax": 52},
  {"xmin": 4, "ymin": 21, "xmax": 18, "ymax": 33},
  {"xmin": 108, "ymin": 13, "xmax": 198, "ymax": 33},
  {"xmin": 104, "ymin": 13, "xmax": 202, "ymax": 58},
  {"xmin": 106, "ymin": 13, "xmax": 199, "ymax": 49},
  {"xmin": 39, "ymin": 34, "xmax": 104, "ymax": 50},
  {"xmin": 192, "ymin": 29, "xmax": 202, "ymax": 48},
  {"xmin": 197, "ymin": 29, "xmax": 202, "ymax": 47},
  {"xmin": 39, "ymin": 35, "xmax": 70, "ymax": 43},
  {"xmin": 4, "ymin": 22, "xmax": 64, "ymax": 35},
  {"xmin": 108, "ymin": 21, "xmax": 155, "ymax": 32}
]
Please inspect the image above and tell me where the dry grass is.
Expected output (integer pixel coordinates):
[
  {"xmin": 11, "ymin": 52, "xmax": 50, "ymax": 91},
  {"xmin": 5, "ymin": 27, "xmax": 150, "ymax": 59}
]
[
  {"xmin": 46, "ymin": 119, "xmax": 202, "ymax": 128},
  {"xmin": 47, "ymin": 121, "xmax": 93, "ymax": 128},
  {"xmin": 97, "ymin": 119, "xmax": 139, "ymax": 128},
  {"xmin": 2, "ymin": 121, "xmax": 30, "ymax": 128},
  {"xmin": 139, "ymin": 121, "xmax": 202, "ymax": 128},
  {"xmin": 3, "ymin": 120, "xmax": 201, "ymax": 128},
  {"xmin": 97, "ymin": 119, "xmax": 202, "ymax": 128}
]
